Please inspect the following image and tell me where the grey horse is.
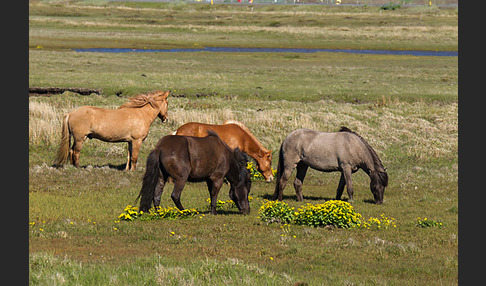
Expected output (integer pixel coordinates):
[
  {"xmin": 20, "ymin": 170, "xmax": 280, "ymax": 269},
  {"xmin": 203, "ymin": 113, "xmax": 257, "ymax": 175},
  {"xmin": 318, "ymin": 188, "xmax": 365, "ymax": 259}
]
[{"xmin": 272, "ymin": 127, "xmax": 388, "ymax": 204}]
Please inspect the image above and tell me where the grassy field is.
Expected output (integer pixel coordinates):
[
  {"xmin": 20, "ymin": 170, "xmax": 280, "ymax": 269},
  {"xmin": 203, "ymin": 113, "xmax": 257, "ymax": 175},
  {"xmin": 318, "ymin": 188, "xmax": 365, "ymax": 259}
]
[{"xmin": 29, "ymin": 1, "xmax": 457, "ymax": 285}]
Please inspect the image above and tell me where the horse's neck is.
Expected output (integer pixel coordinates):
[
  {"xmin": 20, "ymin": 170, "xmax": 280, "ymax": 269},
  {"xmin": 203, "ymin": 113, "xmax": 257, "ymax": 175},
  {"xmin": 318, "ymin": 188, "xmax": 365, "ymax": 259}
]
[
  {"xmin": 243, "ymin": 136, "xmax": 267, "ymax": 160},
  {"xmin": 226, "ymin": 159, "xmax": 241, "ymax": 185},
  {"xmin": 136, "ymin": 104, "xmax": 160, "ymax": 124}
]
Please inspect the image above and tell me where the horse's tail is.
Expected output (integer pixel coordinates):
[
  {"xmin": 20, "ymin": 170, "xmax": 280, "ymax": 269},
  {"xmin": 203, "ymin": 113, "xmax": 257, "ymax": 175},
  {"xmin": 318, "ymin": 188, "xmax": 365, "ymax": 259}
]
[
  {"xmin": 53, "ymin": 114, "xmax": 71, "ymax": 168},
  {"xmin": 272, "ymin": 143, "xmax": 286, "ymax": 200},
  {"xmin": 137, "ymin": 149, "xmax": 161, "ymax": 212}
]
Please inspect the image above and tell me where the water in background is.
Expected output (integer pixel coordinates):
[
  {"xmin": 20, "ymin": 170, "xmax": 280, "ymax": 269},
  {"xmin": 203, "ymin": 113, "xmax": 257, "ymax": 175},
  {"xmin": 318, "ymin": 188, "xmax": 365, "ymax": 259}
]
[{"xmin": 74, "ymin": 47, "xmax": 458, "ymax": 57}]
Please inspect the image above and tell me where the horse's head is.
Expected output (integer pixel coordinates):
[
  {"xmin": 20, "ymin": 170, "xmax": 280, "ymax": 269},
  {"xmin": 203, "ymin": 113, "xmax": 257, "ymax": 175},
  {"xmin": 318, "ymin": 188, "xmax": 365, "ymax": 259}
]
[
  {"xmin": 155, "ymin": 91, "xmax": 169, "ymax": 123},
  {"xmin": 229, "ymin": 149, "xmax": 252, "ymax": 214},
  {"xmin": 370, "ymin": 170, "xmax": 388, "ymax": 205},
  {"xmin": 256, "ymin": 150, "xmax": 273, "ymax": 182}
]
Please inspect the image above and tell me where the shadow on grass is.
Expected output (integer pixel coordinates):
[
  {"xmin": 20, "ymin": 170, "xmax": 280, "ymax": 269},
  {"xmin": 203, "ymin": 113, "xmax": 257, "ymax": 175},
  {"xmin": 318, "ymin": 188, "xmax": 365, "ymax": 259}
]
[
  {"xmin": 363, "ymin": 199, "xmax": 377, "ymax": 204},
  {"xmin": 50, "ymin": 163, "xmax": 128, "ymax": 170},
  {"xmin": 198, "ymin": 209, "xmax": 243, "ymax": 215},
  {"xmin": 260, "ymin": 194, "xmax": 348, "ymax": 202}
]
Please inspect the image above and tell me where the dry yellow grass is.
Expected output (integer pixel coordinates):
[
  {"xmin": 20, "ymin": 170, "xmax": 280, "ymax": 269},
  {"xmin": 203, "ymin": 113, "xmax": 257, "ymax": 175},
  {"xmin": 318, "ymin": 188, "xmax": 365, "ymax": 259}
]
[{"xmin": 29, "ymin": 96, "xmax": 457, "ymax": 165}]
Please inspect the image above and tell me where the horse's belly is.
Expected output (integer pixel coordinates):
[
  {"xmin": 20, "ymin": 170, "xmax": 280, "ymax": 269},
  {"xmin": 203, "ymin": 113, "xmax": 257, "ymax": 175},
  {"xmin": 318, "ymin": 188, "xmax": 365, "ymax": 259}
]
[
  {"xmin": 89, "ymin": 133, "xmax": 128, "ymax": 143},
  {"xmin": 303, "ymin": 157, "xmax": 340, "ymax": 172}
]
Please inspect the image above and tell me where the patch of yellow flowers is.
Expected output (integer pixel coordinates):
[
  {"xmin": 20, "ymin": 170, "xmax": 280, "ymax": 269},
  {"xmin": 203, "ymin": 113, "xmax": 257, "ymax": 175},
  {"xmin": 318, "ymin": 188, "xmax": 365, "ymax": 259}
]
[
  {"xmin": 246, "ymin": 162, "xmax": 277, "ymax": 181},
  {"xmin": 118, "ymin": 205, "xmax": 199, "ymax": 221},
  {"xmin": 259, "ymin": 199, "xmax": 397, "ymax": 229},
  {"xmin": 415, "ymin": 217, "xmax": 442, "ymax": 228},
  {"xmin": 293, "ymin": 200, "xmax": 363, "ymax": 228},
  {"xmin": 205, "ymin": 196, "xmax": 254, "ymax": 210}
]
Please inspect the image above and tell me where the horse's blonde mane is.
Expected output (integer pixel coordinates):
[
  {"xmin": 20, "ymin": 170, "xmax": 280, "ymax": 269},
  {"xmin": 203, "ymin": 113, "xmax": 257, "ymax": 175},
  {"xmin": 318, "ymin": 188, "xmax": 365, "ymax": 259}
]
[
  {"xmin": 118, "ymin": 91, "xmax": 163, "ymax": 109},
  {"xmin": 223, "ymin": 120, "xmax": 269, "ymax": 152}
]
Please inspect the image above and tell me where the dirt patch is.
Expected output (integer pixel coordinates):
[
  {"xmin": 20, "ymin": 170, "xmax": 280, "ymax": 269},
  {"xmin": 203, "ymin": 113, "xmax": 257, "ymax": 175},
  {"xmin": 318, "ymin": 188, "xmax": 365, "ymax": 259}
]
[{"xmin": 29, "ymin": 87, "xmax": 102, "ymax": 97}]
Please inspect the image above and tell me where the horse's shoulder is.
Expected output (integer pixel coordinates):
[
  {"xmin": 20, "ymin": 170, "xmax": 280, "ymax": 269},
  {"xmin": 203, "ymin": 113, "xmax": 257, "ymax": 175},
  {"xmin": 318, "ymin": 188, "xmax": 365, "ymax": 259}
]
[
  {"xmin": 334, "ymin": 131, "xmax": 363, "ymax": 145},
  {"xmin": 289, "ymin": 128, "xmax": 317, "ymax": 138}
]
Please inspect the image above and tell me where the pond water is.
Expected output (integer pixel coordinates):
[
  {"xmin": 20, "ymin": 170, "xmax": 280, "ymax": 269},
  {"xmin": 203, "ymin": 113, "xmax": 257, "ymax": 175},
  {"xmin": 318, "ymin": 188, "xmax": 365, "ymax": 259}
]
[{"xmin": 73, "ymin": 47, "xmax": 458, "ymax": 57}]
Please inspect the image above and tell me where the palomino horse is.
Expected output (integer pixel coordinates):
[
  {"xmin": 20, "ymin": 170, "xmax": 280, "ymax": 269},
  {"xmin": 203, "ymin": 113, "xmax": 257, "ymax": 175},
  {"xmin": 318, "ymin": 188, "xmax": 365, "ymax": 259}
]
[
  {"xmin": 174, "ymin": 120, "xmax": 273, "ymax": 182},
  {"xmin": 138, "ymin": 131, "xmax": 251, "ymax": 215},
  {"xmin": 273, "ymin": 127, "xmax": 388, "ymax": 204},
  {"xmin": 53, "ymin": 90, "xmax": 169, "ymax": 170}
]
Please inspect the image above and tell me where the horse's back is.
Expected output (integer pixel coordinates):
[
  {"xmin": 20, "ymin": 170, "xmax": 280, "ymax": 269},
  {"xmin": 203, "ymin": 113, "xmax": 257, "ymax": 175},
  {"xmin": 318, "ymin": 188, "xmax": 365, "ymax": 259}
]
[
  {"xmin": 157, "ymin": 134, "xmax": 230, "ymax": 180},
  {"xmin": 176, "ymin": 122, "xmax": 247, "ymax": 149},
  {"xmin": 282, "ymin": 129, "xmax": 371, "ymax": 171},
  {"xmin": 175, "ymin": 122, "xmax": 204, "ymax": 137}
]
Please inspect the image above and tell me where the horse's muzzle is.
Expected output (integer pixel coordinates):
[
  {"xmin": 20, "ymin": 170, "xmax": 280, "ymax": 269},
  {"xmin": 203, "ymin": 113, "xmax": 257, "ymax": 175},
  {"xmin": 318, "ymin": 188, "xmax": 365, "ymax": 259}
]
[{"xmin": 265, "ymin": 175, "xmax": 274, "ymax": 183}]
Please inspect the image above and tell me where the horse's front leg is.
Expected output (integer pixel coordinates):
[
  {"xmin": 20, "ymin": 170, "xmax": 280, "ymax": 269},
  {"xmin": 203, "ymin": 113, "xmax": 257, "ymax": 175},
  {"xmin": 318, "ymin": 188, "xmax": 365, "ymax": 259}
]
[
  {"xmin": 125, "ymin": 142, "xmax": 133, "ymax": 171},
  {"xmin": 335, "ymin": 173, "xmax": 346, "ymax": 200},
  {"xmin": 342, "ymin": 165, "xmax": 354, "ymax": 202},
  {"xmin": 207, "ymin": 179, "xmax": 223, "ymax": 215},
  {"xmin": 128, "ymin": 139, "xmax": 142, "ymax": 171}
]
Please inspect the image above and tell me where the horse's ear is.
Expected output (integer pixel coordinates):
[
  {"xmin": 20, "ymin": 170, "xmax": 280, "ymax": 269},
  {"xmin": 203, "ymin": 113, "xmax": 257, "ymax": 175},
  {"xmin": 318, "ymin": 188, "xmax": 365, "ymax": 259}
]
[
  {"xmin": 256, "ymin": 149, "xmax": 268, "ymax": 158},
  {"xmin": 258, "ymin": 150, "xmax": 272, "ymax": 158},
  {"xmin": 156, "ymin": 91, "xmax": 169, "ymax": 100}
]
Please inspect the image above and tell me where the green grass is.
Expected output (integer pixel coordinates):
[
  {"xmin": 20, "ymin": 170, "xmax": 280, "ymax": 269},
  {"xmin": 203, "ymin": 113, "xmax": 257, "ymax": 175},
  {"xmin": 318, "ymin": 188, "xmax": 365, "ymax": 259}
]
[
  {"xmin": 29, "ymin": 50, "xmax": 458, "ymax": 103},
  {"xmin": 29, "ymin": 1, "xmax": 457, "ymax": 285}
]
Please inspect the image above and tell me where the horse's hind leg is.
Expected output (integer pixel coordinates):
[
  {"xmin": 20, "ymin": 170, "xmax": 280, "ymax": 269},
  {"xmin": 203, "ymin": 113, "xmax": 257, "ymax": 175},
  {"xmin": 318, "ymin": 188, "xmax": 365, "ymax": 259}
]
[
  {"xmin": 153, "ymin": 172, "xmax": 168, "ymax": 207},
  {"xmin": 170, "ymin": 179, "xmax": 187, "ymax": 211},
  {"xmin": 272, "ymin": 165, "xmax": 294, "ymax": 201},
  {"xmin": 71, "ymin": 136, "xmax": 86, "ymax": 168},
  {"xmin": 293, "ymin": 161, "xmax": 308, "ymax": 202}
]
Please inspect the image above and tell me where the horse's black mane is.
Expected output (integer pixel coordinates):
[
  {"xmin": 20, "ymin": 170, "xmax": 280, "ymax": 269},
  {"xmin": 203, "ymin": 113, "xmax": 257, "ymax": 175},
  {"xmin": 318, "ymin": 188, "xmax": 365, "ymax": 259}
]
[
  {"xmin": 339, "ymin": 126, "xmax": 388, "ymax": 186},
  {"xmin": 206, "ymin": 129, "xmax": 249, "ymax": 165}
]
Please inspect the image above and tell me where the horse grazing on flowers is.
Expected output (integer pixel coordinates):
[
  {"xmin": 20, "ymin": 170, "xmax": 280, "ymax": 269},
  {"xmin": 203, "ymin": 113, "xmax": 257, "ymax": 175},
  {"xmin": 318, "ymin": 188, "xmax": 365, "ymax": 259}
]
[
  {"xmin": 138, "ymin": 131, "xmax": 251, "ymax": 215},
  {"xmin": 273, "ymin": 127, "xmax": 388, "ymax": 204},
  {"xmin": 53, "ymin": 90, "xmax": 169, "ymax": 170},
  {"xmin": 174, "ymin": 120, "xmax": 273, "ymax": 182}
]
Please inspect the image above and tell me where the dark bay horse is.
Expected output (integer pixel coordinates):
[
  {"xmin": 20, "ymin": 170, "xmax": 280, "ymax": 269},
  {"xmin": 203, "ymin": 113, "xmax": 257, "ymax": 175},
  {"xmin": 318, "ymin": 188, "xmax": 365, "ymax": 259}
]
[
  {"xmin": 273, "ymin": 127, "xmax": 388, "ymax": 204},
  {"xmin": 138, "ymin": 131, "xmax": 251, "ymax": 215},
  {"xmin": 174, "ymin": 120, "xmax": 273, "ymax": 182},
  {"xmin": 53, "ymin": 91, "xmax": 169, "ymax": 170}
]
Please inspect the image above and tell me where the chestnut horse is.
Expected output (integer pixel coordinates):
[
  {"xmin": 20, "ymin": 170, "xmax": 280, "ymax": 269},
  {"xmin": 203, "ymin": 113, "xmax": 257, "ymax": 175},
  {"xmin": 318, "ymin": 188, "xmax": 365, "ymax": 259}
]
[
  {"xmin": 174, "ymin": 120, "xmax": 273, "ymax": 182},
  {"xmin": 138, "ymin": 131, "xmax": 251, "ymax": 215},
  {"xmin": 53, "ymin": 90, "xmax": 169, "ymax": 170},
  {"xmin": 273, "ymin": 127, "xmax": 388, "ymax": 204}
]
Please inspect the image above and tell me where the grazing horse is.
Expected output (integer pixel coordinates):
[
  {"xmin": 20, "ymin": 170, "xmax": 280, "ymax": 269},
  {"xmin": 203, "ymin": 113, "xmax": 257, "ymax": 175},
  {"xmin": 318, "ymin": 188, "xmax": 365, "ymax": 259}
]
[
  {"xmin": 273, "ymin": 127, "xmax": 388, "ymax": 204},
  {"xmin": 53, "ymin": 90, "xmax": 169, "ymax": 170},
  {"xmin": 138, "ymin": 131, "xmax": 251, "ymax": 215},
  {"xmin": 174, "ymin": 120, "xmax": 273, "ymax": 182}
]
